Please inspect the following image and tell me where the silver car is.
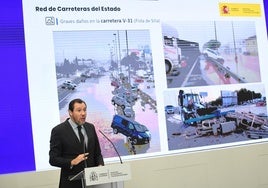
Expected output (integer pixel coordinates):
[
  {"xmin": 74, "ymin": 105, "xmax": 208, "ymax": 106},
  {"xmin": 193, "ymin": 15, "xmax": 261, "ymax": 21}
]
[{"xmin": 111, "ymin": 95, "xmax": 129, "ymax": 109}]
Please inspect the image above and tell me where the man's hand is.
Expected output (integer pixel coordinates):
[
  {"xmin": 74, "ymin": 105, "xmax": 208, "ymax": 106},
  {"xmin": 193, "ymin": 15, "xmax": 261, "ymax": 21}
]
[{"xmin": 71, "ymin": 153, "xmax": 89, "ymax": 166}]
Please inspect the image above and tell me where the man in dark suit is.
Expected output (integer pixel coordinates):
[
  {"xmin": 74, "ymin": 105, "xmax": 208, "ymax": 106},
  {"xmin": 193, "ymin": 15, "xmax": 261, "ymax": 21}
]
[{"xmin": 49, "ymin": 98, "xmax": 104, "ymax": 188}]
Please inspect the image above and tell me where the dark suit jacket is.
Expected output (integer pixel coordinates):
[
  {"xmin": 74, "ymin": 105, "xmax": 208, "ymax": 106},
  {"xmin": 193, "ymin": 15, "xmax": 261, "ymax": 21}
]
[{"xmin": 49, "ymin": 118, "xmax": 104, "ymax": 188}]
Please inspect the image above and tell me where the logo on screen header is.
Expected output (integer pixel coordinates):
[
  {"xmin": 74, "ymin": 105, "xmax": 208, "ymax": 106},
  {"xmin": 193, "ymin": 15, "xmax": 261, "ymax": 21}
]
[{"xmin": 219, "ymin": 3, "xmax": 261, "ymax": 17}]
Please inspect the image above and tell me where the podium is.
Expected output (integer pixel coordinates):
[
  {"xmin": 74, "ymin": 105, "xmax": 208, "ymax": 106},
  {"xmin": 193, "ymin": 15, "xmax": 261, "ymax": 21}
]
[{"xmin": 70, "ymin": 163, "xmax": 131, "ymax": 188}]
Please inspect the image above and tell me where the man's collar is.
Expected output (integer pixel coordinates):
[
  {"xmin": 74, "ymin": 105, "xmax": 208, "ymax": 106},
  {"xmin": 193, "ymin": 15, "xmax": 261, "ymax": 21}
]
[{"xmin": 68, "ymin": 118, "xmax": 79, "ymax": 129}]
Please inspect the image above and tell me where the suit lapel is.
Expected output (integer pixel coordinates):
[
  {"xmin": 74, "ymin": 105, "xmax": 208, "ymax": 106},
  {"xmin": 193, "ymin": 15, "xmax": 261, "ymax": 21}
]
[{"xmin": 65, "ymin": 120, "xmax": 81, "ymax": 146}]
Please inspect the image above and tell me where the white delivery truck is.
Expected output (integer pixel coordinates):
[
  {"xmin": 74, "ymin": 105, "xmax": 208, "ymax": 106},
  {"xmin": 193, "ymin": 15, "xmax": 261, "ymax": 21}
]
[{"xmin": 162, "ymin": 23, "xmax": 182, "ymax": 74}]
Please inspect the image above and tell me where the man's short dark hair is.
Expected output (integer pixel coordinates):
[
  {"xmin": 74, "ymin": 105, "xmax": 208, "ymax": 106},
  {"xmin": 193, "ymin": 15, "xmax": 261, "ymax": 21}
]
[{"xmin": 68, "ymin": 98, "xmax": 86, "ymax": 111}]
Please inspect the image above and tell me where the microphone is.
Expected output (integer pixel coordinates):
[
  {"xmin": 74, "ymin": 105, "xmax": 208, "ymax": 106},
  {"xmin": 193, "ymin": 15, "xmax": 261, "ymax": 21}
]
[
  {"xmin": 83, "ymin": 139, "xmax": 87, "ymax": 168},
  {"xmin": 98, "ymin": 130, "xmax": 123, "ymax": 164}
]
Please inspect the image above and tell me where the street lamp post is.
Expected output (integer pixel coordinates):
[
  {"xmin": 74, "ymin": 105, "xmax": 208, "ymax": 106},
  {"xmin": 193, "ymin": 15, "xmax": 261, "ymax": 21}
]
[
  {"xmin": 117, "ymin": 31, "xmax": 122, "ymax": 73},
  {"xmin": 113, "ymin": 33, "xmax": 119, "ymax": 72},
  {"xmin": 125, "ymin": 30, "xmax": 131, "ymax": 84},
  {"xmin": 232, "ymin": 21, "xmax": 238, "ymax": 75}
]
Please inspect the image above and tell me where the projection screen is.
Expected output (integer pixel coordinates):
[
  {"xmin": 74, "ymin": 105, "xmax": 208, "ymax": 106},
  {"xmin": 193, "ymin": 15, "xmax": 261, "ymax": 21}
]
[{"xmin": 0, "ymin": 0, "xmax": 268, "ymax": 174}]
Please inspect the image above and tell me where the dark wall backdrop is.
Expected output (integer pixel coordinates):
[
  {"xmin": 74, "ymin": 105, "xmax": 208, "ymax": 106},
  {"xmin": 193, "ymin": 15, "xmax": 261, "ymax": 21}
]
[{"xmin": 0, "ymin": 0, "xmax": 267, "ymax": 175}]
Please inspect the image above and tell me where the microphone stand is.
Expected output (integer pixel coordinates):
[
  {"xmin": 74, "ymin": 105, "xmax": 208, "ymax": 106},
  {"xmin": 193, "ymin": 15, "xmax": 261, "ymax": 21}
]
[
  {"xmin": 99, "ymin": 130, "xmax": 123, "ymax": 164},
  {"xmin": 83, "ymin": 140, "xmax": 87, "ymax": 168},
  {"xmin": 82, "ymin": 139, "xmax": 87, "ymax": 188}
]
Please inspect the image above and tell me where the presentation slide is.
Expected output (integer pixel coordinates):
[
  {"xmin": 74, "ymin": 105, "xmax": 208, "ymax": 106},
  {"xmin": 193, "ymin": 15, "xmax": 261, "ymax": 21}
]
[{"xmin": 0, "ymin": 0, "xmax": 268, "ymax": 175}]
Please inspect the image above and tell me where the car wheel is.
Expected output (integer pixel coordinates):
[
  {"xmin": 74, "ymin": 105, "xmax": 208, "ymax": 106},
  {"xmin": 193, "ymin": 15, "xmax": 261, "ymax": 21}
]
[
  {"xmin": 165, "ymin": 61, "xmax": 171, "ymax": 74},
  {"xmin": 113, "ymin": 128, "xmax": 118, "ymax": 134},
  {"xmin": 132, "ymin": 138, "xmax": 138, "ymax": 145}
]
